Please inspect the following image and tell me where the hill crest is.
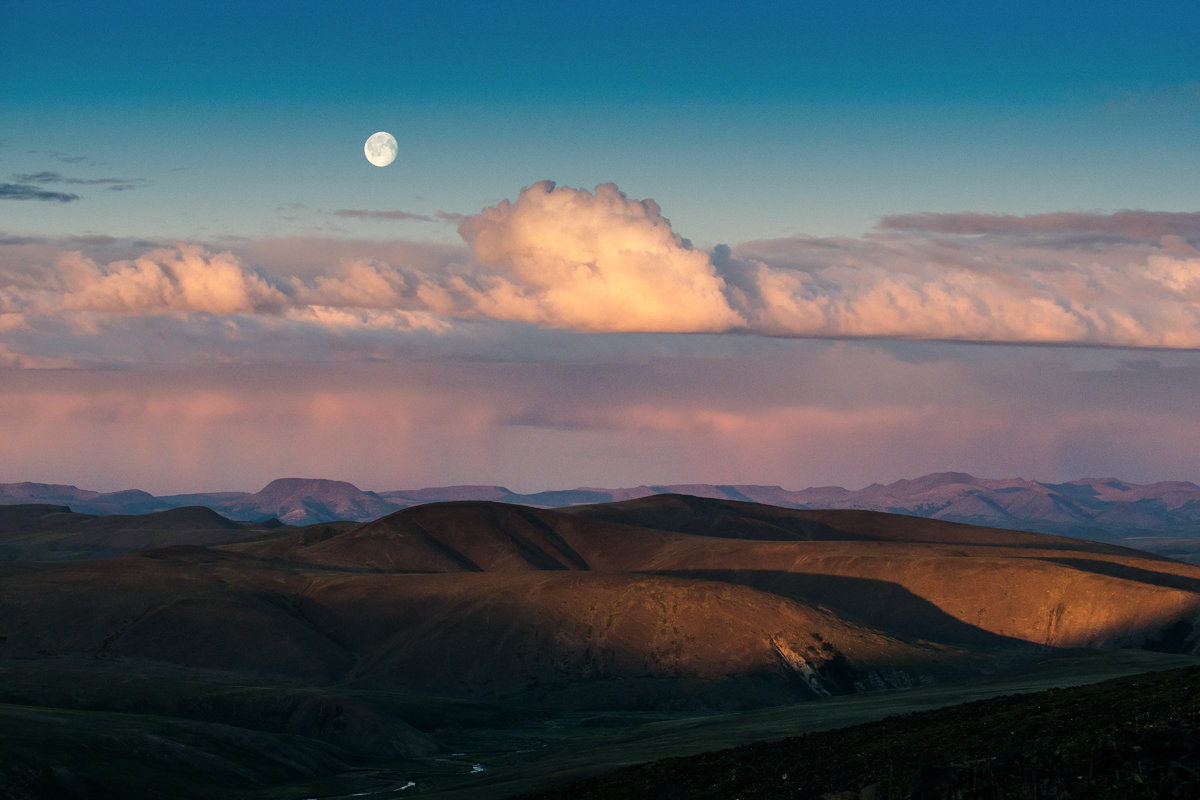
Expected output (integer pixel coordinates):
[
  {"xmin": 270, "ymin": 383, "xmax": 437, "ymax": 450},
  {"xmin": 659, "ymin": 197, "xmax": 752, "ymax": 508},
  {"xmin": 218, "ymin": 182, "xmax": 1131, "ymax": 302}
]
[{"xmin": 4, "ymin": 473, "xmax": 1200, "ymax": 559}]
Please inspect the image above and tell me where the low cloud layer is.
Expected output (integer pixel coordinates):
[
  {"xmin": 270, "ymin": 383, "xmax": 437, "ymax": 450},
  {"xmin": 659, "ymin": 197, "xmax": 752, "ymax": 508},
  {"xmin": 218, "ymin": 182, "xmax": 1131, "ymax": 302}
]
[
  {"xmin": 2, "ymin": 182, "xmax": 1200, "ymax": 368},
  {"xmin": 2, "ymin": 346, "xmax": 1198, "ymax": 493}
]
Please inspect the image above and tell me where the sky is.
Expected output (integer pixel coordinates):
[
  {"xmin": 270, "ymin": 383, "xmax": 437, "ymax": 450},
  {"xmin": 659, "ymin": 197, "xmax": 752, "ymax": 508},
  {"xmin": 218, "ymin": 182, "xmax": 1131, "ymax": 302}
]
[{"xmin": 2, "ymin": 0, "xmax": 1199, "ymax": 494}]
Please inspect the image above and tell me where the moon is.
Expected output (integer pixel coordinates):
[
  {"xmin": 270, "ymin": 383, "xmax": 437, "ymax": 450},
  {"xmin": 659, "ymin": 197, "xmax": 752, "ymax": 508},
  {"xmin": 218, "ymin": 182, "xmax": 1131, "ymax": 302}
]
[{"xmin": 364, "ymin": 131, "xmax": 397, "ymax": 167}]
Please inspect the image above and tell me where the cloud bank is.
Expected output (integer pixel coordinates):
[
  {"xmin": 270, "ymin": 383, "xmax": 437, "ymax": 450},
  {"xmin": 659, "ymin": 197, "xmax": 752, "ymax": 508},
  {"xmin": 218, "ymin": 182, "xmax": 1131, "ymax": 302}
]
[
  {"xmin": 723, "ymin": 233, "xmax": 1200, "ymax": 348},
  {"xmin": 3, "ymin": 182, "xmax": 1200, "ymax": 368},
  {"xmin": 4, "ymin": 184, "xmax": 1200, "ymax": 492}
]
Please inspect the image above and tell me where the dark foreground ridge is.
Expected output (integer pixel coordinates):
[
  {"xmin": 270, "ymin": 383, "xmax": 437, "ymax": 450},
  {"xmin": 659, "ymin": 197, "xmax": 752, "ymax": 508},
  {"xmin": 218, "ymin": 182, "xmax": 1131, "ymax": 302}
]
[{"xmin": 518, "ymin": 666, "xmax": 1200, "ymax": 800}]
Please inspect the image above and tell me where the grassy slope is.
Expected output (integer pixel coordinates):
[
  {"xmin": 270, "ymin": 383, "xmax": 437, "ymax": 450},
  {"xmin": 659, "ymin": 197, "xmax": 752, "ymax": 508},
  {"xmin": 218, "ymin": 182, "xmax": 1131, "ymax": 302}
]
[
  {"xmin": 1, "ymin": 651, "xmax": 1196, "ymax": 800},
  {"xmin": 511, "ymin": 662, "xmax": 1200, "ymax": 800},
  {"xmin": 420, "ymin": 650, "xmax": 1200, "ymax": 799}
]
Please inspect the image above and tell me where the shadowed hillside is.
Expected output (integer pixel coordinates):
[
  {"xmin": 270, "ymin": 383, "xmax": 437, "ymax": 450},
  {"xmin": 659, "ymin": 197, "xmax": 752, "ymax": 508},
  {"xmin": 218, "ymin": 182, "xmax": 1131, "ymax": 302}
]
[
  {"xmin": 0, "ymin": 504, "xmax": 283, "ymax": 561},
  {"xmin": 5, "ymin": 496, "xmax": 1200, "ymax": 701},
  {"xmin": 237, "ymin": 497, "xmax": 1200, "ymax": 653},
  {"xmin": 1, "ymin": 495, "xmax": 1200, "ymax": 797}
]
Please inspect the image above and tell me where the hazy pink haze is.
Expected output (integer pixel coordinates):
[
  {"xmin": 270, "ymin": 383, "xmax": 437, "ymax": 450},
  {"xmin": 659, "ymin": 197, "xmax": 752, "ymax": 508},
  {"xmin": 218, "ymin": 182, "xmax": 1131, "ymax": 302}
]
[{"xmin": 1, "ymin": 333, "xmax": 1197, "ymax": 494}]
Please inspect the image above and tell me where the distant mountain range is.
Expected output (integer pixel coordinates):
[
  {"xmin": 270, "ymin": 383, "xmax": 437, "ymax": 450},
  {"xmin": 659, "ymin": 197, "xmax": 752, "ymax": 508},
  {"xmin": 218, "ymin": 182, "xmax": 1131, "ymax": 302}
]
[{"xmin": 3, "ymin": 472, "xmax": 1200, "ymax": 555}]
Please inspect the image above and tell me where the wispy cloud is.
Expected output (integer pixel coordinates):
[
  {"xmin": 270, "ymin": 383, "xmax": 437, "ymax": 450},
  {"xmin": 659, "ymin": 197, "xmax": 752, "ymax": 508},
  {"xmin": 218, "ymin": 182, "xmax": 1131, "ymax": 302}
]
[
  {"xmin": 334, "ymin": 209, "xmax": 435, "ymax": 222},
  {"xmin": 49, "ymin": 152, "xmax": 99, "ymax": 167},
  {"xmin": 11, "ymin": 170, "xmax": 147, "ymax": 193},
  {"xmin": 0, "ymin": 183, "xmax": 80, "ymax": 203},
  {"xmin": 332, "ymin": 208, "xmax": 512, "ymax": 226},
  {"xmin": 13, "ymin": 170, "xmax": 141, "ymax": 187},
  {"xmin": 878, "ymin": 210, "xmax": 1200, "ymax": 240}
]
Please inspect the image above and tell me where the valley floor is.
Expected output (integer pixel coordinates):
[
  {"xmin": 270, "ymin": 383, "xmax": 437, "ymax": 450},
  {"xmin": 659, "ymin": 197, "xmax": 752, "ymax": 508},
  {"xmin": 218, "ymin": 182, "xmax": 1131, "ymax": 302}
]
[{"xmin": 5, "ymin": 650, "xmax": 1193, "ymax": 800}]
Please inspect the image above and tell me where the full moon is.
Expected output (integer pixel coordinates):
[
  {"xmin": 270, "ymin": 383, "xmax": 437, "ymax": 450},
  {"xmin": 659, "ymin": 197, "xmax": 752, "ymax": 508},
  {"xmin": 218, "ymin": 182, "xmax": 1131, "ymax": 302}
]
[{"xmin": 364, "ymin": 131, "xmax": 397, "ymax": 167}]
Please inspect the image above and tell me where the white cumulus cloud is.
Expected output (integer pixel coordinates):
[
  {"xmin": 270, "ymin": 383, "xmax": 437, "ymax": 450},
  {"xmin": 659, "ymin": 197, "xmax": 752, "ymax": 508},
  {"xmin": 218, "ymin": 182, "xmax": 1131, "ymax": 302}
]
[{"xmin": 457, "ymin": 181, "xmax": 745, "ymax": 333}]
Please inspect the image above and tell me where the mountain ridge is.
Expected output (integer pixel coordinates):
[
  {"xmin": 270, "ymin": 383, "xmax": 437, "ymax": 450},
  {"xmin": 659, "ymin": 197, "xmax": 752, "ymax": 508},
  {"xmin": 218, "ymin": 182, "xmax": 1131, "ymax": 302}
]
[{"xmin": 5, "ymin": 472, "xmax": 1200, "ymax": 559}]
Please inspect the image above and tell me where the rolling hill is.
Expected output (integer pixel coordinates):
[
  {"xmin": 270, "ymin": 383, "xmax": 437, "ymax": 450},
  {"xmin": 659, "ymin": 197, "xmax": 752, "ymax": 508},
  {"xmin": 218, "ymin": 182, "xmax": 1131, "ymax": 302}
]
[
  {"xmin": 5, "ymin": 496, "xmax": 1199, "ymax": 701},
  {"xmin": 1, "ymin": 494, "xmax": 1199, "ymax": 797},
  {"xmin": 0, "ymin": 503, "xmax": 284, "ymax": 561}
]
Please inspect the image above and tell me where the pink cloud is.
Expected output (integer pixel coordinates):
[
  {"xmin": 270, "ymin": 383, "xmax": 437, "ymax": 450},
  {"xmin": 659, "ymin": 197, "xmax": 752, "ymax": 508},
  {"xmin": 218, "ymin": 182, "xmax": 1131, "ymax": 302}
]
[
  {"xmin": 6, "ymin": 185, "xmax": 1200, "ymax": 491},
  {"xmin": 3, "ymin": 186, "xmax": 1200, "ymax": 365},
  {"xmin": 726, "ymin": 230, "xmax": 1200, "ymax": 348},
  {"xmin": 3, "ymin": 244, "xmax": 287, "ymax": 315},
  {"xmin": 457, "ymin": 181, "xmax": 745, "ymax": 332}
]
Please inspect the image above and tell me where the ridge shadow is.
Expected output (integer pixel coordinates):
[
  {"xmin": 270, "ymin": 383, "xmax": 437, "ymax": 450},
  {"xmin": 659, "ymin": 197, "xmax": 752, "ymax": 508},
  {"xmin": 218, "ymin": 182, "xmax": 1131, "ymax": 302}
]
[
  {"xmin": 1037, "ymin": 556, "xmax": 1200, "ymax": 595},
  {"xmin": 651, "ymin": 569, "xmax": 1037, "ymax": 649}
]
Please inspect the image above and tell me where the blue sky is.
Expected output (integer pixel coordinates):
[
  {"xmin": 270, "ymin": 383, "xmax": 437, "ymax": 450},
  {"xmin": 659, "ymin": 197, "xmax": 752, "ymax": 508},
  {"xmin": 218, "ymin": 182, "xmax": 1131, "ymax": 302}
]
[
  {"xmin": 5, "ymin": 0, "xmax": 1198, "ymax": 243},
  {"xmin": 2, "ymin": 1, "xmax": 1200, "ymax": 493}
]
